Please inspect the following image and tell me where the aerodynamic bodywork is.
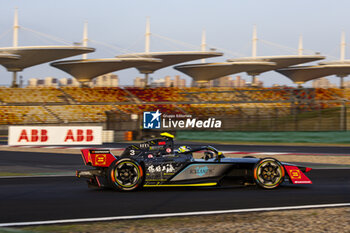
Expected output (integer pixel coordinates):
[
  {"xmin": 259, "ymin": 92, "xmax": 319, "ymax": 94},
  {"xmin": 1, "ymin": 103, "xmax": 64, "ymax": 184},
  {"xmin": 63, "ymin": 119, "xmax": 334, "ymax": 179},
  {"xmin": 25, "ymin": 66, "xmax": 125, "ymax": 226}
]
[{"xmin": 76, "ymin": 133, "xmax": 312, "ymax": 191}]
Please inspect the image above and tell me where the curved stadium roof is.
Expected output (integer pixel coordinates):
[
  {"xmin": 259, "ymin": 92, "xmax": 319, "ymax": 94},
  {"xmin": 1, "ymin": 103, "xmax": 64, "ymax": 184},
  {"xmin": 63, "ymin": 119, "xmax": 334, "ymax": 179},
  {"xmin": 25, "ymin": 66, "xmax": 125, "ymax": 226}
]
[
  {"xmin": 116, "ymin": 51, "xmax": 223, "ymax": 74},
  {"xmin": 0, "ymin": 46, "xmax": 95, "ymax": 72},
  {"xmin": 174, "ymin": 61, "xmax": 276, "ymax": 82},
  {"xmin": 0, "ymin": 53, "xmax": 20, "ymax": 63},
  {"xmin": 276, "ymin": 61, "xmax": 350, "ymax": 84},
  {"xmin": 51, "ymin": 58, "xmax": 162, "ymax": 83},
  {"xmin": 175, "ymin": 55, "xmax": 325, "ymax": 83},
  {"xmin": 227, "ymin": 55, "xmax": 325, "ymax": 74}
]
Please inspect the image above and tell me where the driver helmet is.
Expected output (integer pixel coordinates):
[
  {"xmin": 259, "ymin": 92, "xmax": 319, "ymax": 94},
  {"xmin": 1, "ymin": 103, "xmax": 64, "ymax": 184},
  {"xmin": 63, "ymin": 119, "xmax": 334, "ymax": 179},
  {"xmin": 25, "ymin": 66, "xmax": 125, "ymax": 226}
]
[{"xmin": 177, "ymin": 145, "xmax": 191, "ymax": 153}]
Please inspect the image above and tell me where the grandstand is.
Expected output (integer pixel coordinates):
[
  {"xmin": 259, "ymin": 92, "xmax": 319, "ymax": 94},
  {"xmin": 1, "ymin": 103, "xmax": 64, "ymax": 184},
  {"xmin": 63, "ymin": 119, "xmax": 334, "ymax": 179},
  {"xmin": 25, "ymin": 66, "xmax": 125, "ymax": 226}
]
[
  {"xmin": 0, "ymin": 87, "xmax": 66, "ymax": 103},
  {"xmin": 0, "ymin": 87, "xmax": 347, "ymax": 132},
  {"xmin": 0, "ymin": 106, "xmax": 57, "ymax": 125},
  {"xmin": 61, "ymin": 87, "xmax": 131, "ymax": 103}
]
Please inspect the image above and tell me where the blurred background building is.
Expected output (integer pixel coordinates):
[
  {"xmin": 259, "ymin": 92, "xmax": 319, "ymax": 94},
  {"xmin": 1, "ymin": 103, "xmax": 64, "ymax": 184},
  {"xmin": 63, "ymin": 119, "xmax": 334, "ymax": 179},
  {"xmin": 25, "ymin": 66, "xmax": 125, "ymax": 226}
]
[
  {"xmin": 312, "ymin": 78, "xmax": 337, "ymax": 88},
  {"xmin": 27, "ymin": 73, "xmax": 119, "ymax": 87}
]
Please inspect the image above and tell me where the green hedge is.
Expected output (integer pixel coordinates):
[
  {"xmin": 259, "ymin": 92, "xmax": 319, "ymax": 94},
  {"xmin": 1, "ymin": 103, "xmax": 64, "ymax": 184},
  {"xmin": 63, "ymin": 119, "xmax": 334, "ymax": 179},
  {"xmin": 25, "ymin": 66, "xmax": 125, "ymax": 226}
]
[{"xmin": 176, "ymin": 131, "xmax": 350, "ymax": 144}]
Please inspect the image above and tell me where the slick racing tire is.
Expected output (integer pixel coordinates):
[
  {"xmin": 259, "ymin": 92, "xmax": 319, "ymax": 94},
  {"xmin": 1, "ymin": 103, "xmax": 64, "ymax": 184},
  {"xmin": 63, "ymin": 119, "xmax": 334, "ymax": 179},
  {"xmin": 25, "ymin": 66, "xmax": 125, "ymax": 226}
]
[
  {"xmin": 108, "ymin": 158, "xmax": 144, "ymax": 191},
  {"xmin": 253, "ymin": 158, "xmax": 285, "ymax": 189}
]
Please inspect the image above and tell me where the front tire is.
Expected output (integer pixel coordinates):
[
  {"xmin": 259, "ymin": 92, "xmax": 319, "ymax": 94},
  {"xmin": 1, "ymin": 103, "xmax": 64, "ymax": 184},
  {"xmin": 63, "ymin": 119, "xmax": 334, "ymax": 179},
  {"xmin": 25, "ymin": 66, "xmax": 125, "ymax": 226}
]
[
  {"xmin": 253, "ymin": 158, "xmax": 285, "ymax": 189},
  {"xmin": 108, "ymin": 158, "xmax": 144, "ymax": 191}
]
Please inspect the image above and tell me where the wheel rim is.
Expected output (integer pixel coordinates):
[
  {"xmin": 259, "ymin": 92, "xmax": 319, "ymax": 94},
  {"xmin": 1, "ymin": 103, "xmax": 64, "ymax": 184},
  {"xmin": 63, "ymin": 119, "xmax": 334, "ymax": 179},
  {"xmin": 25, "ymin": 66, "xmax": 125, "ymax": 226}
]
[
  {"xmin": 114, "ymin": 161, "xmax": 140, "ymax": 188},
  {"xmin": 256, "ymin": 160, "xmax": 283, "ymax": 188}
]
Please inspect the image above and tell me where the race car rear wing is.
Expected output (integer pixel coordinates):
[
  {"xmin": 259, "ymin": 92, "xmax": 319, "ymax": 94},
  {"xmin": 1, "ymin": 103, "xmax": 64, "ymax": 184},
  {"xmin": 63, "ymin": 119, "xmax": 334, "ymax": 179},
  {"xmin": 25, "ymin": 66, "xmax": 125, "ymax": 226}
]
[{"xmin": 81, "ymin": 149, "xmax": 117, "ymax": 167}]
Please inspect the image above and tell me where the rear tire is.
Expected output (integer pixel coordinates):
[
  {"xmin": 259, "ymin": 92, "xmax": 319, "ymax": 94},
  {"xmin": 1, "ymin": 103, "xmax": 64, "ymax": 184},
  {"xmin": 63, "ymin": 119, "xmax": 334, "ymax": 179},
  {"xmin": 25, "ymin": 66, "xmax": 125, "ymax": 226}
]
[
  {"xmin": 108, "ymin": 158, "xmax": 144, "ymax": 191},
  {"xmin": 253, "ymin": 158, "xmax": 285, "ymax": 189}
]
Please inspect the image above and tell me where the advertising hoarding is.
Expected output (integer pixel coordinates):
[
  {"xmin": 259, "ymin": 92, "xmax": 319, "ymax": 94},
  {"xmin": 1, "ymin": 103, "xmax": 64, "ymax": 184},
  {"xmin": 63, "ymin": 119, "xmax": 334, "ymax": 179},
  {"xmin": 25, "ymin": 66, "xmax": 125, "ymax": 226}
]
[{"xmin": 8, "ymin": 126, "xmax": 102, "ymax": 145}]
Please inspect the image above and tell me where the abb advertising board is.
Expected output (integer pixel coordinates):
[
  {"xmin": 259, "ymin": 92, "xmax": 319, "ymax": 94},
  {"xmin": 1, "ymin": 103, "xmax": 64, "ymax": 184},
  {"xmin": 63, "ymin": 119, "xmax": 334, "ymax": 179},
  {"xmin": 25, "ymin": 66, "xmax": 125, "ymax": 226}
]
[{"xmin": 8, "ymin": 126, "xmax": 102, "ymax": 145}]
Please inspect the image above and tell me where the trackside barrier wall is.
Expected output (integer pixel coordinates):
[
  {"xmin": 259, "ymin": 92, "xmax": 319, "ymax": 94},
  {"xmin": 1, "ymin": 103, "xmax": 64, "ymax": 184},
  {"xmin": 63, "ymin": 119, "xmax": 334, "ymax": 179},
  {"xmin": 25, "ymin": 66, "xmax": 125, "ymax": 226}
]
[
  {"xmin": 8, "ymin": 126, "xmax": 102, "ymax": 145},
  {"xmin": 176, "ymin": 131, "xmax": 350, "ymax": 144},
  {"xmin": 102, "ymin": 130, "xmax": 114, "ymax": 143},
  {"xmin": 124, "ymin": 131, "xmax": 133, "ymax": 141}
]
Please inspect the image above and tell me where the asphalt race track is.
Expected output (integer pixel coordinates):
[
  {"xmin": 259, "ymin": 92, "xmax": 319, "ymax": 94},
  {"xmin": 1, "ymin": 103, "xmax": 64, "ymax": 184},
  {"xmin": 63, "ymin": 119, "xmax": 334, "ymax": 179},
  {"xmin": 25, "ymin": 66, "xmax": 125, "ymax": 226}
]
[{"xmin": 0, "ymin": 146, "xmax": 350, "ymax": 225}]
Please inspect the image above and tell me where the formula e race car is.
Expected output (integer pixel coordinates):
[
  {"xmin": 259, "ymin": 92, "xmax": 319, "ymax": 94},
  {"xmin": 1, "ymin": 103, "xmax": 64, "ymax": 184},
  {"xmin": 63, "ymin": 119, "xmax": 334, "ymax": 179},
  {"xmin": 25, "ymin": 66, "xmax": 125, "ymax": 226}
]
[{"xmin": 76, "ymin": 133, "xmax": 312, "ymax": 191}]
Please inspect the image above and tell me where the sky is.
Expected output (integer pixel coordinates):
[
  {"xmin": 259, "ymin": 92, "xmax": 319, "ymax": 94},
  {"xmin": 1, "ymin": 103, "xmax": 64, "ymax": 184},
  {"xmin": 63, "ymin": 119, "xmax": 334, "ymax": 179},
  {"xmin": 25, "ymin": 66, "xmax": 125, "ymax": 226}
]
[{"xmin": 0, "ymin": 0, "xmax": 350, "ymax": 87}]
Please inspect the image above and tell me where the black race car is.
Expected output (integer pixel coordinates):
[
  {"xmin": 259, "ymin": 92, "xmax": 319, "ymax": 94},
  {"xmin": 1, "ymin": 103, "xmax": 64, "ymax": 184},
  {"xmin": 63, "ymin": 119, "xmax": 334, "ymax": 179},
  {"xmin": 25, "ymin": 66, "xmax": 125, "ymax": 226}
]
[{"xmin": 76, "ymin": 133, "xmax": 312, "ymax": 191}]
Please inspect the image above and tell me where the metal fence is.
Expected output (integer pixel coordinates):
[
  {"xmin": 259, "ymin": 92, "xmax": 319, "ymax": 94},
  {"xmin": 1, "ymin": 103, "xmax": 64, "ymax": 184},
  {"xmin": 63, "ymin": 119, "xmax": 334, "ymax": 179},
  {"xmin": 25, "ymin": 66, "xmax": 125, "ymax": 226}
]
[
  {"xmin": 106, "ymin": 103, "xmax": 348, "ymax": 133},
  {"xmin": 216, "ymin": 105, "xmax": 346, "ymax": 131}
]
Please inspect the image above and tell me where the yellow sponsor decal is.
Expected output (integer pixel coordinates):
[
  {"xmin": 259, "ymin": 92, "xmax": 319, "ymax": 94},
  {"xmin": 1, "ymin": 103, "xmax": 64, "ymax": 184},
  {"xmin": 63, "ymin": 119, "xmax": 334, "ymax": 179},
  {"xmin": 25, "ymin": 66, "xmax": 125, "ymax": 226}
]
[
  {"xmin": 95, "ymin": 154, "xmax": 107, "ymax": 165},
  {"xmin": 290, "ymin": 169, "xmax": 301, "ymax": 179}
]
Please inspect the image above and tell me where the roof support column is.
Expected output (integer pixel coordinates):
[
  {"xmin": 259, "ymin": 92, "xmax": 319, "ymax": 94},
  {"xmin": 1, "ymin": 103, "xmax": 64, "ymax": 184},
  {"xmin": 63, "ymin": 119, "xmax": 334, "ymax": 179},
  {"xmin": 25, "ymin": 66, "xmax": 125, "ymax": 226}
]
[
  {"xmin": 145, "ymin": 17, "xmax": 151, "ymax": 53},
  {"xmin": 144, "ymin": 73, "xmax": 149, "ymax": 87},
  {"xmin": 295, "ymin": 82, "xmax": 303, "ymax": 88},
  {"xmin": 201, "ymin": 29, "xmax": 206, "ymax": 63},
  {"xmin": 82, "ymin": 21, "xmax": 88, "ymax": 59},
  {"xmin": 298, "ymin": 35, "xmax": 303, "ymax": 56},
  {"xmin": 341, "ymin": 32, "xmax": 346, "ymax": 61},
  {"xmin": 13, "ymin": 8, "xmax": 19, "ymax": 47},
  {"xmin": 80, "ymin": 81, "xmax": 91, "ymax": 88},
  {"xmin": 339, "ymin": 75, "xmax": 345, "ymax": 89},
  {"xmin": 12, "ymin": 71, "xmax": 18, "ymax": 88},
  {"xmin": 251, "ymin": 75, "xmax": 257, "ymax": 87},
  {"xmin": 252, "ymin": 25, "xmax": 257, "ymax": 58}
]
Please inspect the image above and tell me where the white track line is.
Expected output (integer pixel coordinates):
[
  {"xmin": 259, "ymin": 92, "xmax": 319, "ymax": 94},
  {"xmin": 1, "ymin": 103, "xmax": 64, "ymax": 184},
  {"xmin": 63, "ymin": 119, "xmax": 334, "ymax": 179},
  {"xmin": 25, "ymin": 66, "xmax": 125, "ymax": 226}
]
[
  {"xmin": 1, "ymin": 203, "xmax": 349, "ymax": 227},
  {"xmin": 252, "ymin": 152, "xmax": 288, "ymax": 155}
]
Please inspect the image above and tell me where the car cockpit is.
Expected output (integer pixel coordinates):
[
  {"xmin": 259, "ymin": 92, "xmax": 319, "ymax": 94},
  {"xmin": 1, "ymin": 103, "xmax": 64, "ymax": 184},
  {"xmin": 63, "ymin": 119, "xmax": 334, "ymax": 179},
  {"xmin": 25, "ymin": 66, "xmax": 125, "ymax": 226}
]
[{"xmin": 121, "ymin": 132, "xmax": 175, "ymax": 158}]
